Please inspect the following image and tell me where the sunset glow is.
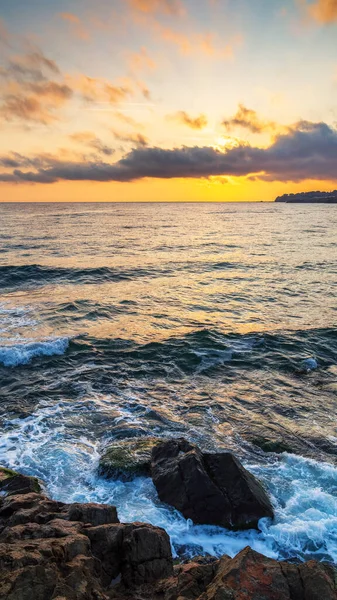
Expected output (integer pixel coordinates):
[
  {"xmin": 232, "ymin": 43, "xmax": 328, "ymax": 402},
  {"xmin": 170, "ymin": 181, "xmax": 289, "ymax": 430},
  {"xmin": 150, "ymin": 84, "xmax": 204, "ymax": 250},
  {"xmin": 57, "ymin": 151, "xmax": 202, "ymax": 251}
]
[{"xmin": 1, "ymin": 0, "xmax": 337, "ymax": 201}]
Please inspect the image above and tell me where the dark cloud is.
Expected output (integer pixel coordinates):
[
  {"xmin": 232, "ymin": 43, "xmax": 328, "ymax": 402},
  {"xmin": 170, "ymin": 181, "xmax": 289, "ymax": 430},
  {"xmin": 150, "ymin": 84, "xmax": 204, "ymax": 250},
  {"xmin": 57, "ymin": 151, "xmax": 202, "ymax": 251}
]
[
  {"xmin": 168, "ymin": 110, "xmax": 208, "ymax": 129},
  {"xmin": 1, "ymin": 121, "xmax": 337, "ymax": 184},
  {"xmin": 222, "ymin": 104, "xmax": 276, "ymax": 134}
]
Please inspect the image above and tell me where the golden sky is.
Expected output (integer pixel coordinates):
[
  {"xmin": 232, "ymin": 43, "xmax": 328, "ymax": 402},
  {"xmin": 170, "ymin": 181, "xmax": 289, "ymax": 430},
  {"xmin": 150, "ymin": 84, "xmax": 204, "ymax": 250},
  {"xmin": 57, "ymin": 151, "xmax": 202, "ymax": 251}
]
[{"xmin": 0, "ymin": 0, "xmax": 337, "ymax": 201}]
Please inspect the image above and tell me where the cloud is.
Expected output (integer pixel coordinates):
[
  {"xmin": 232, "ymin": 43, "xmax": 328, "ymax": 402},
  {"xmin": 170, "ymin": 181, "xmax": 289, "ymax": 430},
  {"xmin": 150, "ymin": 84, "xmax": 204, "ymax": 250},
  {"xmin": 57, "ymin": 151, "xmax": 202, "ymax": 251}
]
[
  {"xmin": 306, "ymin": 0, "xmax": 337, "ymax": 23},
  {"xmin": 2, "ymin": 120, "xmax": 337, "ymax": 184},
  {"xmin": 129, "ymin": 0, "xmax": 185, "ymax": 16},
  {"xmin": 113, "ymin": 111, "xmax": 145, "ymax": 129},
  {"xmin": 70, "ymin": 74, "xmax": 150, "ymax": 104},
  {"xmin": 153, "ymin": 24, "xmax": 241, "ymax": 57},
  {"xmin": 1, "ymin": 49, "xmax": 60, "ymax": 83},
  {"xmin": 0, "ymin": 47, "xmax": 73, "ymax": 124},
  {"xmin": 222, "ymin": 104, "xmax": 277, "ymax": 134},
  {"xmin": 128, "ymin": 47, "xmax": 157, "ymax": 72},
  {"xmin": 168, "ymin": 111, "xmax": 208, "ymax": 129},
  {"xmin": 70, "ymin": 132, "xmax": 114, "ymax": 156},
  {"xmin": 111, "ymin": 130, "xmax": 149, "ymax": 147},
  {"xmin": 59, "ymin": 12, "xmax": 90, "ymax": 40}
]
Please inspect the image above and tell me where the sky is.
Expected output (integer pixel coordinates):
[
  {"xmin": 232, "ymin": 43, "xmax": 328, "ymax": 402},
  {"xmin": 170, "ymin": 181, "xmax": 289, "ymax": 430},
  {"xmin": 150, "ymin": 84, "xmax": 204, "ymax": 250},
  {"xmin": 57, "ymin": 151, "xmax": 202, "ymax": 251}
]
[{"xmin": 0, "ymin": 0, "xmax": 337, "ymax": 202}]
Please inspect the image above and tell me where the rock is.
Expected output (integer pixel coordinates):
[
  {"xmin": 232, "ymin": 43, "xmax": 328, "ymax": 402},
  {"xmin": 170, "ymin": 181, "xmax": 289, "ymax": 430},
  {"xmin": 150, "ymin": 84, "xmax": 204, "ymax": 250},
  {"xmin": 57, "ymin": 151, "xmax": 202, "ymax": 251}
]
[
  {"xmin": 151, "ymin": 438, "xmax": 274, "ymax": 529},
  {"xmin": 251, "ymin": 437, "xmax": 295, "ymax": 454},
  {"xmin": 62, "ymin": 502, "xmax": 119, "ymax": 526},
  {"xmin": 99, "ymin": 437, "xmax": 163, "ymax": 480},
  {"xmin": 0, "ymin": 468, "xmax": 335, "ymax": 600},
  {"xmin": 0, "ymin": 488, "xmax": 174, "ymax": 599},
  {"xmin": 198, "ymin": 546, "xmax": 337, "ymax": 600},
  {"xmin": 121, "ymin": 522, "xmax": 173, "ymax": 586},
  {"xmin": 0, "ymin": 466, "xmax": 42, "ymax": 496}
]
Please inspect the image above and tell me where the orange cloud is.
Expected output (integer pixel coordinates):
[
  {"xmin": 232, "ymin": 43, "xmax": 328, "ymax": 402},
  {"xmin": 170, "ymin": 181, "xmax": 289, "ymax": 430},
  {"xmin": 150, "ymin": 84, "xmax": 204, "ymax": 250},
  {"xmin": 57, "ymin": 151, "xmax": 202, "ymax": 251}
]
[
  {"xmin": 168, "ymin": 111, "xmax": 208, "ymax": 129},
  {"xmin": 307, "ymin": 0, "xmax": 337, "ymax": 22},
  {"xmin": 129, "ymin": 0, "xmax": 185, "ymax": 16},
  {"xmin": 59, "ymin": 12, "xmax": 90, "ymax": 41},
  {"xmin": 70, "ymin": 75, "xmax": 133, "ymax": 104},
  {"xmin": 114, "ymin": 111, "xmax": 145, "ymax": 129},
  {"xmin": 0, "ymin": 48, "xmax": 72, "ymax": 124},
  {"xmin": 111, "ymin": 130, "xmax": 149, "ymax": 147},
  {"xmin": 128, "ymin": 47, "xmax": 157, "ymax": 72},
  {"xmin": 222, "ymin": 104, "xmax": 277, "ymax": 134},
  {"xmin": 153, "ymin": 22, "xmax": 242, "ymax": 58},
  {"xmin": 70, "ymin": 131, "xmax": 114, "ymax": 156}
]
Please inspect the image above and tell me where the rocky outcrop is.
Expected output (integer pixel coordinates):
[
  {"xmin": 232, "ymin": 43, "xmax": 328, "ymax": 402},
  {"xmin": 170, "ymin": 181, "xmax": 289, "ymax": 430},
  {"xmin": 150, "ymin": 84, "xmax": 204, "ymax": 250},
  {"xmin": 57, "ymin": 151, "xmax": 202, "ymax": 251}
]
[
  {"xmin": 114, "ymin": 548, "xmax": 337, "ymax": 599},
  {"xmin": 151, "ymin": 438, "xmax": 274, "ymax": 529},
  {"xmin": 0, "ymin": 491, "xmax": 172, "ymax": 600},
  {"xmin": 99, "ymin": 437, "xmax": 162, "ymax": 480},
  {"xmin": 0, "ymin": 476, "xmax": 335, "ymax": 599},
  {"xmin": 197, "ymin": 547, "xmax": 337, "ymax": 600}
]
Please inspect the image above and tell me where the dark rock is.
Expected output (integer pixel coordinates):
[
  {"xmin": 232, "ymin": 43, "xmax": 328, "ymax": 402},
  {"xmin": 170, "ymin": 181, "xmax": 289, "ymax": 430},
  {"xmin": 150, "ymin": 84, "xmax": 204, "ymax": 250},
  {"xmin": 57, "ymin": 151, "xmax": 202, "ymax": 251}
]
[
  {"xmin": 0, "ymin": 466, "xmax": 42, "ymax": 496},
  {"xmin": 99, "ymin": 437, "xmax": 163, "ymax": 480},
  {"xmin": 151, "ymin": 438, "xmax": 274, "ymax": 529},
  {"xmin": 121, "ymin": 522, "xmax": 173, "ymax": 586},
  {"xmin": 251, "ymin": 437, "xmax": 295, "ymax": 454},
  {"xmin": 62, "ymin": 502, "xmax": 119, "ymax": 526}
]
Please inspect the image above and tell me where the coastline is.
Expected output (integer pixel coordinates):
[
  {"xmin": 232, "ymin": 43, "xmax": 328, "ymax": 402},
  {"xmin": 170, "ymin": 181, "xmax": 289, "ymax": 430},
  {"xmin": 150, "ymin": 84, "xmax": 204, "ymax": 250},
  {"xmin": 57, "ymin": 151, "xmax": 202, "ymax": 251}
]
[{"xmin": 1, "ymin": 457, "xmax": 336, "ymax": 600}]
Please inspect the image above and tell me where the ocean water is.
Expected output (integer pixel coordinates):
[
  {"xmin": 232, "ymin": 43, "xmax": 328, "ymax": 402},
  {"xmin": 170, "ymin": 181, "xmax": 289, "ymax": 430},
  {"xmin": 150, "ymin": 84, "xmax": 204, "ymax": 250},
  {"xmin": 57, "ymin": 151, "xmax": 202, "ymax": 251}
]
[{"xmin": 0, "ymin": 202, "xmax": 336, "ymax": 563}]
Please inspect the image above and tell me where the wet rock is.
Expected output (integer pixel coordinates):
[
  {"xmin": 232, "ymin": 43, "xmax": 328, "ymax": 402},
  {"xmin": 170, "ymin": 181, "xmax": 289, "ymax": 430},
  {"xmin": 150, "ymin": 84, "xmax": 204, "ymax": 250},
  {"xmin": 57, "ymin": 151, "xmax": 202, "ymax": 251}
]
[
  {"xmin": 151, "ymin": 438, "xmax": 274, "ymax": 529},
  {"xmin": 0, "ymin": 466, "xmax": 42, "ymax": 496},
  {"xmin": 198, "ymin": 546, "xmax": 337, "ymax": 600},
  {"xmin": 251, "ymin": 437, "xmax": 295, "ymax": 454},
  {"xmin": 99, "ymin": 437, "xmax": 163, "ymax": 480}
]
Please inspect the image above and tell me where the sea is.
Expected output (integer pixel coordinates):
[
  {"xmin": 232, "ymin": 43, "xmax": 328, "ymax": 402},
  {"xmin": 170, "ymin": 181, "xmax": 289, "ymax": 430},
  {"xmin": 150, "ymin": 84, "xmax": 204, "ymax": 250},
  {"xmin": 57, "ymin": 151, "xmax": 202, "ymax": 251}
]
[{"xmin": 0, "ymin": 202, "xmax": 336, "ymax": 563}]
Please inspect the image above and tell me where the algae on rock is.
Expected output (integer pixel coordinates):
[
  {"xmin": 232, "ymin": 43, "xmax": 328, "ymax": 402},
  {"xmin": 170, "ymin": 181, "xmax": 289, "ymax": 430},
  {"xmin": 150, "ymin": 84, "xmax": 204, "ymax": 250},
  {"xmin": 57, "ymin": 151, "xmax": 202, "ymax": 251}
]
[{"xmin": 99, "ymin": 437, "xmax": 163, "ymax": 480}]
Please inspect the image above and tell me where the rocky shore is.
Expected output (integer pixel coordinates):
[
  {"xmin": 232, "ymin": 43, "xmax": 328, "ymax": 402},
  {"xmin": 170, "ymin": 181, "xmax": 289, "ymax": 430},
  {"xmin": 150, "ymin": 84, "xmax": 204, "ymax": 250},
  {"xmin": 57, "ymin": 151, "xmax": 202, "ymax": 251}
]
[{"xmin": 1, "ymin": 440, "xmax": 336, "ymax": 599}]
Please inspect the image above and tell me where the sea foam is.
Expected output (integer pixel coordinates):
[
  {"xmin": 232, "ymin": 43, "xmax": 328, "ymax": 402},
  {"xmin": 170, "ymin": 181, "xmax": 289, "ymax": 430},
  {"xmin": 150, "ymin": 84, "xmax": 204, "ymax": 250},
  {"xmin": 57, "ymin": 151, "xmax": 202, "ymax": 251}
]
[
  {"xmin": 0, "ymin": 338, "xmax": 69, "ymax": 367},
  {"xmin": 0, "ymin": 399, "xmax": 336, "ymax": 564}
]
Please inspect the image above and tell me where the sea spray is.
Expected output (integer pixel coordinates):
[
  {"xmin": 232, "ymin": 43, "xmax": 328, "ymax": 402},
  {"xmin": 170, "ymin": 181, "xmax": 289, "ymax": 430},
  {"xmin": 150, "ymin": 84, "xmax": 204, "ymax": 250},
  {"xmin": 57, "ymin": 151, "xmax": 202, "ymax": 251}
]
[{"xmin": 0, "ymin": 399, "xmax": 336, "ymax": 563}]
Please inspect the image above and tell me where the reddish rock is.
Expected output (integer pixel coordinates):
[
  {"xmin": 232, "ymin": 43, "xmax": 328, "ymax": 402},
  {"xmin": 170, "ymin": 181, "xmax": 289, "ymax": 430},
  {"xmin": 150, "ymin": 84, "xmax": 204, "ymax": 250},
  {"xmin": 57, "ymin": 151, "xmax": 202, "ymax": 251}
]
[
  {"xmin": 0, "ymin": 491, "xmax": 173, "ymax": 599},
  {"xmin": 198, "ymin": 547, "xmax": 337, "ymax": 600},
  {"xmin": 0, "ymin": 474, "xmax": 335, "ymax": 600}
]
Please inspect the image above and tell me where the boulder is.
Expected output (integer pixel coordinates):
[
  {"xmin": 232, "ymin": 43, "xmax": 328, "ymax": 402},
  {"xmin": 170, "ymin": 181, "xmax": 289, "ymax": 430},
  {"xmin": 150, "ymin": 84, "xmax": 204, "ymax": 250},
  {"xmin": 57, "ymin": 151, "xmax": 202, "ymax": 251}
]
[
  {"xmin": 0, "ymin": 466, "xmax": 42, "ymax": 496},
  {"xmin": 99, "ymin": 437, "xmax": 163, "ymax": 480},
  {"xmin": 151, "ymin": 438, "xmax": 274, "ymax": 529}
]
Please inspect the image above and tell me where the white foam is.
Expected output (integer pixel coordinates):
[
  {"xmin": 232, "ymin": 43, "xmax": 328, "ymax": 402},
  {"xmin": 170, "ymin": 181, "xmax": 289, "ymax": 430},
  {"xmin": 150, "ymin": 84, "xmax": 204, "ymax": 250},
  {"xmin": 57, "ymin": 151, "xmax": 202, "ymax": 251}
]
[
  {"xmin": 0, "ymin": 400, "xmax": 336, "ymax": 563},
  {"xmin": 0, "ymin": 338, "xmax": 69, "ymax": 367}
]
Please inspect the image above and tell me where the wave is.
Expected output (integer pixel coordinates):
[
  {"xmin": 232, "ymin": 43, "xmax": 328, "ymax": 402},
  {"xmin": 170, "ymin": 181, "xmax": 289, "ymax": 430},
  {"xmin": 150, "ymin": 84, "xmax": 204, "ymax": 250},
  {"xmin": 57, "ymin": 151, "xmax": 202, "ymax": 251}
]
[
  {"xmin": 0, "ymin": 264, "xmax": 165, "ymax": 289},
  {"xmin": 0, "ymin": 338, "xmax": 69, "ymax": 367},
  {"xmin": 1, "ymin": 326, "xmax": 335, "ymax": 375},
  {"xmin": 0, "ymin": 259, "xmax": 276, "ymax": 290}
]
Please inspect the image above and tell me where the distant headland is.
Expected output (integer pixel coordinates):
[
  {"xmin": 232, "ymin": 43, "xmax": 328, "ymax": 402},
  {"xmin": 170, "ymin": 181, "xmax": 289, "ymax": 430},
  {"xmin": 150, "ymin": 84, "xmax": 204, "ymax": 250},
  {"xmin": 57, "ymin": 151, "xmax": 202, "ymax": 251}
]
[{"xmin": 275, "ymin": 190, "xmax": 337, "ymax": 203}]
